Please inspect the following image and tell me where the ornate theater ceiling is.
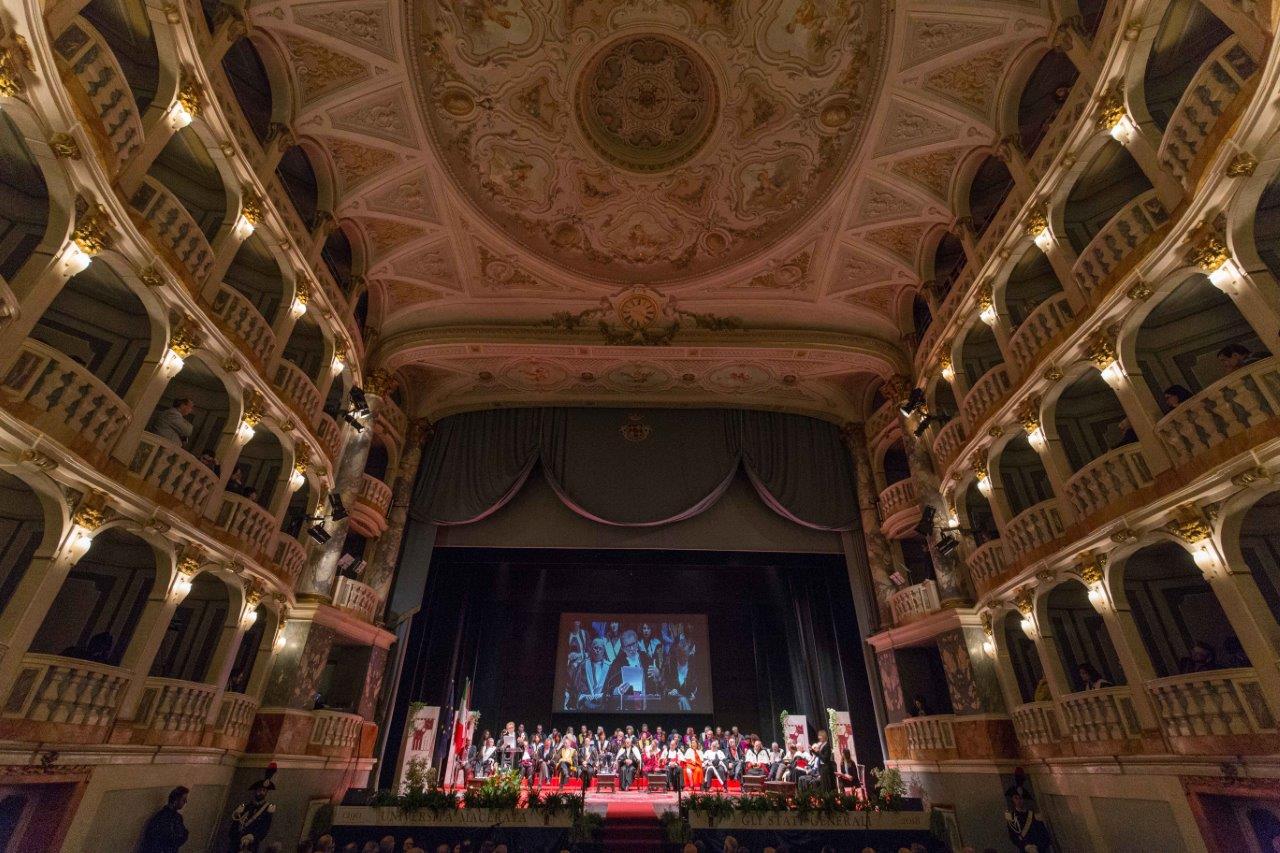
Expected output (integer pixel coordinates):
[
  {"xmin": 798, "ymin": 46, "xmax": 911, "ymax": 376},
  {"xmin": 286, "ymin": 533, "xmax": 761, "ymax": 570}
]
[{"xmin": 250, "ymin": 0, "xmax": 1054, "ymax": 421}]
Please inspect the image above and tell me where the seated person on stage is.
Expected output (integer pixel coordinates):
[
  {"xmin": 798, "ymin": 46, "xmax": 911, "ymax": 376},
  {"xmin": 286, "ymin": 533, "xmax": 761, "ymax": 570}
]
[
  {"xmin": 778, "ymin": 742, "xmax": 801, "ymax": 782},
  {"xmin": 663, "ymin": 737, "xmax": 685, "ymax": 792},
  {"xmin": 478, "ymin": 737, "xmax": 499, "ymax": 777},
  {"xmin": 724, "ymin": 736, "xmax": 744, "ymax": 782},
  {"xmin": 766, "ymin": 741, "xmax": 786, "ymax": 781},
  {"xmin": 617, "ymin": 736, "xmax": 642, "ymax": 791},
  {"xmin": 604, "ymin": 630, "xmax": 660, "ymax": 703},
  {"xmin": 702, "ymin": 739, "xmax": 728, "ymax": 791},
  {"xmin": 744, "ymin": 738, "xmax": 770, "ymax": 777},
  {"xmin": 682, "ymin": 740, "xmax": 705, "ymax": 790},
  {"xmin": 572, "ymin": 639, "xmax": 610, "ymax": 711},
  {"xmin": 796, "ymin": 744, "xmax": 823, "ymax": 791},
  {"xmin": 595, "ymin": 732, "xmax": 614, "ymax": 772},
  {"xmin": 578, "ymin": 736, "xmax": 598, "ymax": 790},
  {"xmin": 555, "ymin": 738, "xmax": 578, "ymax": 788},
  {"xmin": 518, "ymin": 738, "xmax": 535, "ymax": 784},
  {"xmin": 642, "ymin": 738, "xmax": 659, "ymax": 775}
]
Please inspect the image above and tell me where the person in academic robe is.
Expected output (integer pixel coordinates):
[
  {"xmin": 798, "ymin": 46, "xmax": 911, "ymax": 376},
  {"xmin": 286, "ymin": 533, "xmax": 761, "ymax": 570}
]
[
  {"xmin": 660, "ymin": 635, "xmax": 702, "ymax": 711},
  {"xmin": 617, "ymin": 736, "xmax": 643, "ymax": 791},
  {"xmin": 1006, "ymin": 792, "xmax": 1054, "ymax": 852},
  {"xmin": 555, "ymin": 737, "xmax": 578, "ymax": 788},
  {"xmin": 518, "ymin": 738, "xmax": 534, "ymax": 785},
  {"xmin": 577, "ymin": 737, "xmax": 597, "ymax": 791},
  {"xmin": 766, "ymin": 741, "xmax": 786, "ymax": 781},
  {"xmin": 682, "ymin": 740, "xmax": 704, "ymax": 790},
  {"xmin": 662, "ymin": 737, "xmax": 684, "ymax": 792},
  {"xmin": 478, "ymin": 737, "xmax": 499, "ymax": 777},
  {"xmin": 571, "ymin": 638, "xmax": 610, "ymax": 710},
  {"xmin": 500, "ymin": 722, "xmax": 517, "ymax": 769},
  {"xmin": 796, "ymin": 744, "xmax": 823, "ymax": 791},
  {"xmin": 227, "ymin": 778, "xmax": 275, "ymax": 852},
  {"xmin": 744, "ymin": 739, "xmax": 770, "ymax": 777},
  {"xmin": 812, "ymin": 729, "xmax": 837, "ymax": 792},
  {"xmin": 637, "ymin": 622, "xmax": 660, "ymax": 659},
  {"xmin": 566, "ymin": 620, "xmax": 588, "ymax": 656},
  {"xmin": 602, "ymin": 622, "xmax": 622, "ymax": 661},
  {"xmin": 702, "ymin": 739, "xmax": 727, "ymax": 791},
  {"xmin": 603, "ymin": 630, "xmax": 658, "ymax": 705},
  {"xmin": 723, "ymin": 736, "xmax": 744, "ymax": 783},
  {"xmin": 778, "ymin": 743, "xmax": 800, "ymax": 782}
]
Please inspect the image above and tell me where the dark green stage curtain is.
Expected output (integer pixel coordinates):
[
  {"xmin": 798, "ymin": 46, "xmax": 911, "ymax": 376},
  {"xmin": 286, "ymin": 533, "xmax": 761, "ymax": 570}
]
[{"xmin": 410, "ymin": 407, "xmax": 857, "ymax": 530}]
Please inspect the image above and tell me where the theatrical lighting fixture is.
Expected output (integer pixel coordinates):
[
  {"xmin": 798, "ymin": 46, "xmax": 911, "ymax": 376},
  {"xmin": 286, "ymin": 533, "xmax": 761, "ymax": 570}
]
[
  {"xmin": 913, "ymin": 410, "xmax": 952, "ymax": 437},
  {"xmin": 328, "ymin": 493, "xmax": 348, "ymax": 522},
  {"xmin": 307, "ymin": 522, "xmax": 331, "ymax": 544},
  {"xmin": 342, "ymin": 410, "xmax": 366, "ymax": 432},
  {"xmin": 349, "ymin": 386, "xmax": 369, "ymax": 415},
  {"xmin": 936, "ymin": 532, "xmax": 960, "ymax": 556},
  {"xmin": 914, "ymin": 505, "xmax": 936, "ymax": 538},
  {"xmin": 899, "ymin": 387, "xmax": 927, "ymax": 418}
]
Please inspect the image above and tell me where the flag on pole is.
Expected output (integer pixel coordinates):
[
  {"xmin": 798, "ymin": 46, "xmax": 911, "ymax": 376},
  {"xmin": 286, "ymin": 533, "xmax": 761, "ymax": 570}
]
[{"xmin": 453, "ymin": 678, "xmax": 471, "ymax": 757}]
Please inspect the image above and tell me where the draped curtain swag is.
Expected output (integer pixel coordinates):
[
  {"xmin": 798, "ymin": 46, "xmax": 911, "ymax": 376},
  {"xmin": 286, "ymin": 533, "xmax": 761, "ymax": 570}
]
[{"xmin": 411, "ymin": 408, "xmax": 857, "ymax": 531}]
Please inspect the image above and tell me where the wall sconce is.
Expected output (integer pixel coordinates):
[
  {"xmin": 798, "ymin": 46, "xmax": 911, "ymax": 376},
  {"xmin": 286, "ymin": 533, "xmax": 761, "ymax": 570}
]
[
  {"xmin": 1033, "ymin": 228, "xmax": 1054, "ymax": 252},
  {"xmin": 236, "ymin": 419, "xmax": 256, "ymax": 444},
  {"xmin": 289, "ymin": 468, "xmax": 306, "ymax": 492},
  {"xmin": 980, "ymin": 612, "xmax": 996, "ymax": 657},
  {"xmin": 1108, "ymin": 113, "xmax": 1136, "ymax": 144},
  {"xmin": 242, "ymin": 586, "xmax": 264, "ymax": 630},
  {"xmin": 67, "ymin": 493, "xmax": 106, "ymax": 560},
  {"xmin": 70, "ymin": 528, "xmax": 95, "ymax": 559},
  {"xmin": 1088, "ymin": 332, "xmax": 1125, "ymax": 389},
  {"xmin": 1014, "ymin": 587, "xmax": 1036, "ymax": 639},
  {"xmin": 940, "ymin": 356, "xmax": 955, "ymax": 383},
  {"xmin": 980, "ymin": 303, "xmax": 998, "ymax": 326},
  {"xmin": 1100, "ymin": 360, "xmax": 1125, "ymax": 388},
  {"xmin": 168, "ymin": 100, "xmax": 194, "ymax": 130},
  {"xmin": 982, "ymin": 636, "xmax": 997, "ymax": 657},
  {"xmin": 274, "ymin": 622, "xmax": 289, "ymax": 651},
  {"xmin": 232, "ymin": 212, "xmax": 255, "ymax": 240},
  {"xmin": 1026, "ymin": 426, "xmax": 1047, "ymax": 452},
  {"xmin": 331, "ymin": 347, "xmax": 347, "ymax": 375},
  {"xmin": 170, "ymin": 571, "xmax": 194, "ymax": 603},
  {"xmin": 1025, "ymin": 208, "xmax": 1051, "ymax": 252},
  {"xmin": 1191, "ymin": 543, "xmax": 1218, "ymax": 574},
  {"xmin": 241, "ymin": 606, "xmax": 259, "ymax": 629},
  {"xmin": 61, "ymin": 242, "xmax": 92, "ymax": 276},
  {"xmin": 289, "ymin": 294, "xmax": 308, "ymax": 318},
  {"xmin": 1019, "ymin": 614, "xmax": 1037, "ymax": 639},
  {"xmin": 976, "ymin": 472, "xmax": 992, "ymax": 498}
]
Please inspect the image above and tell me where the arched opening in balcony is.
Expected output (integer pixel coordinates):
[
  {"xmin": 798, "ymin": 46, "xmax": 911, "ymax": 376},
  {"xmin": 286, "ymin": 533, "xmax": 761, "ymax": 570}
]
[
  {"xmin": 29, "ymin": 527, "xmax": 159, "ymax": 666},
  {"xmin": 223, "ymin": 36, "xmax": 274, "ymax": 144},
  {"xmin": 1051, "ymin": 370, "xmax": 1133, "ymax": 470},
  {"xmin": 276, "ymin": 145, "xmax": 320, "ymax": 230},
  {"xmin": 929, "ymin": 380, "xmax": 959, "ymax": 422},
  {"xmin": 878, "ymin": 438, "xmax": 910, "ymax": 488},
  {"xmin": 363, "ymin": 440, "xmax": 389, "ymax": 482},
  {"xmin": 966, "ymin": 155, "xmax": 1015, "ymax": 238},
  {"xmin": 147, "ymin": 128, "xmax": 229, "ymax": 243},
  {"xmin": 223, "ymin": 233, "xmax": 287, "ymax": 326},
  {"xmin": 27, "ymin": 260, "xmax": 155, "ymax": 398},
  {"xmin": 958, "ymin": 478, "xmax": 997, "ymax": 544},
  {"xmin": 1142, "ymin": 0, "xmax": 1232, "ymax": 131},
  {"xmin": 1002, "ymin": 610, "xmax": 1045, "ymax": 703},
  {"xmin": 1234, "ymin": 491, "xmax": 1280, "ymax": 629},
  {"xmin": 1256, "ymin": 178, "xmax": 1280, "ymax": 280},
  {"xmin": 149, "ymin": 572, "xmax": 231, "ymax": 682},
  {"xmin": 354, "ymin": 290, "xmax": 370, "ymax": 342},
  {"xmin": 930, "ymin": 232, "xmax": 965, "ymax": 300},
  {"xmin": 0, "ymin": 472, "xmax": 50, "ymax": 605},
  {"xmin": 225, "ymin": 607, "xmax": 268, "ymax": 694},
  {"xmin": 1002, "ymin": 244, "xmax": 1068, "ymax": 331},
  {"xmin": 322, "ymin": 223, "xmax": 358, "ymax": 300},
  {"xmin": 0, "ymin": 113, "xmax": 50, "ymax": 282},
  {"xmin": 911, "ymin": 292, "xmax": 933, "ymax": 341},
  {"xmin": 893, "ymin": 644, "xmax": 954, "ymax": 717},
  {"xmin": 994, "ymin": 433, "xmax": 1054, "ymax": 519},
  {"xmin": 233, "ymin": 427, "xmax": 285, "ymax": 510},
  {"xmin": 317, "ymin": 639, "xmax": 377, "ymax": 714},
  {"xmin": 324, "ymin": 369, "xmax": 353, "ymax": 420},
  {"xmin": 282, "ymin": 311, "xmax": 329, "ymax": 386},
  {"xmin": 1077, "ymin": 0, "xmax": 1108, "ymax": 38},
  {"xmin": 1134, "ymin": 272, "xmax": 1270, "ymax": 407},
  {"xmin": 1062, "ymin": 142, "xmax": 1153, "ymax": 254},
  {"xmin": 896, "ymin": 537, "xmax": 937, "ymax": 587},
  {"xmin": 1120, "ymin": 541, "xmax": 1245, "ymax": 676},
  {"xmin": 78, "ymin": 0, "xmax": 159, "ymax": 114},
  {"xmin": 282, "ymin": 473, "xmax": 313, "ymax": 538},
  {"xmin": 1015, "ymin": 49, "xmax": 1079, "ymax": 156},
  {"xmin": 153, "ymin": 356, "xmax": 233, "ymax": 463},
  {"xmin": 956, "ymin": 320, "xmax": 1003, "ymax": 394},
  {"xmin": 1045, "ymin": 580, "xmax": 1124, "ymax": 689}
]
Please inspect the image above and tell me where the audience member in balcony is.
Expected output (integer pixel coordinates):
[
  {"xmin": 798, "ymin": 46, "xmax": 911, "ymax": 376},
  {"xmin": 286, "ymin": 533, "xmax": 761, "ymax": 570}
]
[
  {"xmin": 227, "ymin": 466, "xmax": 249, "ymax": 496},
  {"xmin": 1163, "ymin": 385, "xmax": 1193, "ymax": 411},
  {"xmin": 1076, "ymin": 663, "xmax": 1112, "ymax": 690},
  {"xmin": 1033, "ymin": 676, "xmax": 1052, "ymax": 702},
  {"xmin": 1180, "ymin": 641, "xmax": 1218, "ymax": 674},
  {"xmin": 1218, "ymin": 343, "xmax": 1263, "ymax": 373},
  {"xmin": 1109, "ymin": 418, "xmax": 1137, "ymax": 449},
  {"xmin": 137, "ymin": 785, "xmax": 189, "ymax": 853},
  {"xmin": 1223, "ymin": 636, "xmax": 1250, "ymax": 668},
  {"xmin": 200, "ymin": 450, "xmax": 221, "ymax": 474},
  {"xmin": 61, "ymin": 630, "xmax": 114, "ymax": 664},
  {"xmin": 908, "ymin": 695, "xmax": 931, "ymax": 716},
  {"xmin": 154, "ymin": 398, "xmax": 196, "ymax": 446}
]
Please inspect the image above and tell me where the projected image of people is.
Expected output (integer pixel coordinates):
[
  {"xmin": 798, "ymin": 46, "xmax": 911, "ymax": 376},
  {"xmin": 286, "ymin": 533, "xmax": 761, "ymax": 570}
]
[{"xmin": 554, "ymin": 615, "xmax": 711, "ymax": 714}]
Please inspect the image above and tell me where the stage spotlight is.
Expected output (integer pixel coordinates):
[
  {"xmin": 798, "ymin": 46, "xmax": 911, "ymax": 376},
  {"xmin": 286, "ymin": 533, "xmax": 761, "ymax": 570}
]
[
  {"xmin": 914, "ymin": 505, "xmax": 936, "ymax": 538},
  {"xmin": 329, "ymin": 493, "xmax": 348, "ymax": 521},
  {"xmin": 899, "ymin": 387, "xmax": 927, "ymax": 417},
  {"xmin": 913, "ymin": 410, "xmax": 953, "ymax": 437},
  {"xmin": 307, "ymin": 522, "xmax": 331, "ymax": 544},
  {"xmin": 342, "ymin": 410, "xmax": 366, "ymax": 432},
  {"xmin": 349, "ymin": 386, "xmax": 369, "ymax": 415},
  {"xmin": 936, "ymin": 532, "xmax": 960, "ymax": 556}
]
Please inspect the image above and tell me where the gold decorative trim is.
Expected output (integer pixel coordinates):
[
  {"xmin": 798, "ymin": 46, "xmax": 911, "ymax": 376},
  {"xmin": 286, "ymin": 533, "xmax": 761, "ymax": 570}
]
[
  {"xmin": 72, "ymin": 204, "xmax": 112, "ymax": 255},
  {"xmin": 168, "ymin": 316, "xmax": 202, "ymax": 358},
  {"xmin": 1225, "ymin": 152, "xmax": 1258, "ymax": 178}
]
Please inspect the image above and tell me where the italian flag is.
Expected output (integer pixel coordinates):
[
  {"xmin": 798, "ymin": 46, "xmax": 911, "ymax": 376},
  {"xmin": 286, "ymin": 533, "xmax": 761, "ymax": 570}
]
[{"xmin": 452, "ymin": 678, "xmax": 471, "ymax": 758}]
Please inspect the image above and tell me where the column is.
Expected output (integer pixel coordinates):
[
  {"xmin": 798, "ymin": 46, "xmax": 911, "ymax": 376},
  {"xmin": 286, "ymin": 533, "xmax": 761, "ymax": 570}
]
[
  {"xmin": 841, "ymin": 423, "xmax": 895, "ymax": 627},
  {"xmin": 364, "ymin": 419, "xmax": 432, "ymax": 601}
]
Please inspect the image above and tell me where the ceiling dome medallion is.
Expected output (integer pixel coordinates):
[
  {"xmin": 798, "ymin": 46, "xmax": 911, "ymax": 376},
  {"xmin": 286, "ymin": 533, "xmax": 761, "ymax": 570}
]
[{"xmin": 576, "ymin": 35, "xmax": 719, "ymax": 173}]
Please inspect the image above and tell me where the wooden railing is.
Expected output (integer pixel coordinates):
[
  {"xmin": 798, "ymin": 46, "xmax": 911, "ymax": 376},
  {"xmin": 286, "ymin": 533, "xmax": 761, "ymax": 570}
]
[
  {"xmin": 133, "ymin": 677, "xmax": 218, "ymax": 732},
  {"xmin": 961, "ymin": 365, "xmax": 1011, "ymax": 432},
  {"xmin": 2, "ymin": 339, "xmax": 131, "ymax": 453},
  {"xmin": 54, "ymin": 17, "xmax": 144, "ymax": 162},
  {"xmin": 889, "ymin": 579, "xmax": 941, "ymax": 625},
  {"xmin": 332, "ymin": 576, "xmax": 381, "ymax": 623},
  {"xmin": 1006, "ymin": 292, "xmax": 1073, "ymax": 374},
  {"xmin": 1158, "ymin": 37, "xmax": 1258, "ymax": 185},
  {"xmin": 273, "ymin": 359, "xmax": 322, "ymax": 422},
  {"xmin": 2, "ymin": 653, "xmax": 130, "ymax": 728},
  {"xmin": 132, "ymin": 176, "xmax": 215, "ymax": 283},
  {"xmin": 1011, "ymin": 701, "xmax": 1064, "ymax": 747},
  {"xmin": 1070, "ymin": 189, "xmax": 1167, "ymax": 298},
  {"xmin": 214, "ymin": 492, "xmax": 276, "ymax": 557},
  {"xmin": 1062, "ymin": 443, "xmax": 1152, "ymax": 519},
  {"xmin": 1059, "ymin": 686, "xmax": 1142, "ymax": 743},
  {"xmin": 1157, "ymin": 356, "xmax": 1280, "ymax": 465},
  {"xmin": 1147, "ymin": 668, "xmax": 1276, "ymax": 739},
  {"xmin": 129, "ymin": 432, "xmax": 220, "ymax": 512},
  {"xmin": 211, "ymin": 284, "xmax": 276, "ymax": 363},
  {"xmin": 1004, "ymin": 499, "xmax": 1063, "ymax": 558}
]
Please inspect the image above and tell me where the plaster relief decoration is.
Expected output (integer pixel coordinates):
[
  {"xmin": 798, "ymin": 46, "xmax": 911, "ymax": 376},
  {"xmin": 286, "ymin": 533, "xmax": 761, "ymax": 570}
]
[
  {"xmin": 329, "ymin": 87, "xmax": 418, "ymax": 146},
  {"xmin": 407, "ymin": 0, "xmax": 886, "ymax": 285},
  {"xmin": 283, "ymin": 35, "xmax": 372, "ymax": 105},
  {"xmin": 294, "ymin": 0, "xmax": 396, "ymax": 59},
  {"xmin": 546, "ymin": 284, "xmax": 741, "ymax": 346},
  {"xmin": 364, "ymin": 169, "xmax": 440, "ymax": 223}
]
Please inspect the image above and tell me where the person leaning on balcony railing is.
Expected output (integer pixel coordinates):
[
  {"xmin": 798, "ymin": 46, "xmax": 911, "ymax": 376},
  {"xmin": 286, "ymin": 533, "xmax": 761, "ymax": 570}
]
[
  {"xmin": 1076, "ymin": 663, "xmax": 1112, "ymax": 690},
  {"xmin": 153, "ymin": 398, "xmax": 195, "ymax": 446},
  {"xmin": 1179, "ymin": 641, "xmax": 1218, "ymax": 674},
  {"xmin": 1218, "ymin": 343, "xmax": 1264, "ymax": 373},
  {"xmin": 1163, "ymin": 384, "xmax": 1193, "ymax": 411}
]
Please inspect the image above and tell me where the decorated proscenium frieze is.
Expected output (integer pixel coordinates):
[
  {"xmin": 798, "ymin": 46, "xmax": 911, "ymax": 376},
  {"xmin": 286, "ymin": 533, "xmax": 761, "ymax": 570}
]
[{"xmin": 544, "ymin": 284, "xmax": 741, "ymax": 346}]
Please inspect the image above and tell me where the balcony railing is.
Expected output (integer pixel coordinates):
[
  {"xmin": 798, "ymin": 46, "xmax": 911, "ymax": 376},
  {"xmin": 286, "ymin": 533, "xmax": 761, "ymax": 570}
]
[
  {"xmin": 129, "ymin": 432, "xmax": 219, "ymax": 512},
  {"xmin": 357, "ymin": 473, "xmax": 393, "ymax": 517},
  {"xmin": 932, "ymin": 417, "xmax": 968, "ymax": 475},
  {"xmin": 961, "ymin": 365, "xmax": 1011, "ymax": 432},
  {"xmin": 1158, "ymin": 37, "xmax": 1258, "ymax": 185},
  {"xmin": 132, "ymin": 176, "xmax": 214, "ymax": 283},
  {"xmin": 2, "ymin": 339, "xmax": 131, "ymax": 453},
  {"xmin": 211, "ymin": 284, "xmax": 276, "ymax": 364},
  {"xmin": 133, "ymin": 677, "xmax": 218, "ymax": 733},
  {"xmin": 271, "ymin": 530, "xmax": 307, "ymax": 586},
  {"xmin": 1004, "ymin": 499, "xmax": 1063, "ymax": 558},
  {"xmin": 1062, "ymin": 443, "xmax": 1152, "ymax": 519},
  {"xmin": 889, "ymin": 579, "xmax": 941, "ymax": 625},
  {"xmin": 1147, "ymin": 668, "xmax": 1276, "ymax": 740},
  {"xmin": 315, "ymin": 412, "xmax": 343, "ymax": 461},
  {"xmin": 866, "ymin": 399, "xmax": 898, "ymax": 442},
  {"xmin": 1071, "ymin": 189, "xmax": 1168, "ymax": 297},
  {"xmin": 214, "ymin": 692, "xmax": 259, "ymax": 743},
  {"xmin": 878, "ymin": 479, "xmax": 919, "ymax": 537},
  {"xmin": 2, "ymin": 653, "xmax": 130, "ymax": 729},
  {"xmin": 55, "ymin": 17, "xmax": 144, "ymax": 162},
  {"xmin": 332, "ymin": 576, "xmax": 381, "ymax": 623},
  {"xmin": 903, "ymin": 715, "xmax": 956, "ymax": 752},
  {"xmin": 967, "ymin": 538, "xmax": 1008, "ymax": 592},
  {"xmin": 1007, "ymin": 292, "xmax": 1073, "ymax": 373},
  {"xmin": 1157, "ymin": 356, "xmax": 1280, "ymax": 465},
  {"xmin": 1011, "ymin": 701, "xmax": 1064, "ymax": 748},
  {"xmin": 310, "ymin": 709, "xmax": 363, "ymax": 750},
  {"xmin": 214, "ymin": 492, "xmax": 276, "ymax": 557},
  {"xmin": 273, "ymin": 360, "xmax": 322, "ymax": 422},
  {"xmin": 1059, "ymin": 686, "xmax": 1142, "ymax": 743},
  {"xmin": 1028, "ymin": 76, "xmax": 1092, "ymax": 181}
]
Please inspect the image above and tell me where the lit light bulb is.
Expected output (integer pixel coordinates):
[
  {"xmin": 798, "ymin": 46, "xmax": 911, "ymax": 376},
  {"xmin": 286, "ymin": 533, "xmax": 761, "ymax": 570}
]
[
  {"xmin": 62, "ymin": 243, "xmax": 92, "ymax": 276},
  {"xmin": 331, "ymin": 355, "xmax": 346, "ymax": 375},
  {"xmin": 1208, "ymin": 260, "xmax": 1238, "ymax": 290},
  {"xmin": 289, "ymin": 296, "xmax": 307, "ymax": 318},
  {"xmin": 941, "ymin": 363, "xmax": 955, "ymax": 383},
  {"xmin": 1100, "ymin": 360, "xmax": 1125, "ymax": 388},
  {"xmin": 71, "ymin": 529, "xmax": 95, "ymax": 558},
  {"xmin": 162, "ymin": 348, "xmax": 185, "ymax": 375},
  {"xmin": 1027, "ymin": 427, "xmax": 1046, "ymax": 453},
  {"xmin": 233, "ymin": 214, "xmax": 255, "ymax": 240},
  {"xmin": 242, "ymin": 607, "xmax": 259, "ymax": 629},
  {"xmin": 171, "ymin": 573, "xmax": 194, "ymax": 603},
  {"xmin": 1086, "ymin": 584, "xmax": 1106, "ymax": 609},
  {"xmin": 980, "ymin": 304, "xmax": 998, "ymax": 326},
  {"xmin": 977, "ymin": 476, "xmax": 992, "ymax": 498},
  {"xmin": 982, "ymin": 637, "xmax": 996, "ymax": 657},
  {"xmin": 1020, "ymin": 616, "xmax": 1036, "ymax": 640},
  {"xmin": 1033, "ymin": 229, "xmax": 1053, "ymax": 252},
  {"xmin": 236, "ymin": 420, "xmax": 256, "ymax": 444},
  {"xmin": 1192, "ymin": 546, "xmax": 1218, "ymax": 574},
  {"xmin": 1109, "ymin": 114, "xmax": 1136, "ymax": 144},
  {"xmin": 289, "ymin": 469, "xmax": 305, "ymax": 491},
  {"xmin": 169, "ymin": 102, "xmax": 194, "ymax": 130}
]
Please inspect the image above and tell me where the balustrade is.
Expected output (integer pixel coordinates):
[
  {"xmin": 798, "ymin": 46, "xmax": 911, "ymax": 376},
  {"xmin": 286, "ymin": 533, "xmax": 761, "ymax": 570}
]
[
  {"xmin": 53, "ymin": 18, "xmax": 143, "ymax": 162},
  {"xmin": 2, "ymin": 339, "xmax": 130, "ymax": 453},
  {"xmin": 310, "ymin": 709, "xmax": 363, "ymax": 750},
  {"xmin": 211, "ymin": 284, "xmax": 276, "ymax": 364},
  {"xmin": 133, "ymin": 677, "xmax": 218, "ymax": 733},
  {"xmin": 1158, "ymin": 37, "xmax": 1258, "ymax": 184},
  {"xmin": 1147, "ymin": 668, "xmax": 1276, "ymax": 740},
  {"xmin": 356, "ymin": 473, "xmax": 393, "ymax": 518},
  {"xmin": 866, "ymin": 399, "xmax": 898, "ymax": 442},
  {"xmin": 214, "ymin": 692, "xmax": 259, "ymax": 743},
  {"xmin": 315, "ymin": 413, "xmax": 343, "ymax": 462},
  {"xmin": 332, "ymin": 576, "xmax": 381, "ymax": 623},
  {"xmin": 1004, "ymin": 499, "xmax": 1063, "ymax": 557},
  {"xmin": 932, "ymin": 417, "xmax": 968, "ymax": 475},
  {"xmin": 1062, "ymin": 444, "xmax": 1152, "ymax": 518},
  {"xmin": 132, "ymin": 176, "xmax": 215, "ymax": 283},
  {"xmin": 273, "ymin": 360, "xmax": 322, "ymax": 422},
  {"xmin": 1007, "ymin": 293, "xmax": 1073, "ymax": 373},
  {"xmin": 961, "ymin": 365, "xmax": 1012, "ymax": 431},
  {"xmin": 967, "ymin": 538, "xmax": 1009, "ymax": 592},
  {"xmin": 129, "ymin": 432, "xmax": 220, "ymax": 512},
  {"xmin": 1028, "ymin": 78, "xmax": 1091, "ymax": 180},
  {"xmin": 2, "ymin": 653, "xmax": 130, "ymax": 729},
  {"xmin": 377, "ymin": 396, "xmax": 408, "ymax": 445},
  {"xmin": 1011, "ymin": 701, "xmax": 1064, "ymax": 747},
  {"xmin": 889, "ymin": 579, "xmax": 941, "ymax": 625},
  {"xmin": 271, "ymin": 530, "xmax": 307, "ymax": 586},
  {"xmin": 215, "ymin": 492, "xmax": 276, "ymax": 557},
  {"xmin": 1156, "ymin": 356, "xmax": 1280, "ymax": 465},
  {"xmin": 1059, "ymin": 686, "xmax": 1142, "ymax": 743},
  {"xmin": 903, "ymin": 715, "xmax": 956, "ymax": 752},
  {"xmin": 1071, "ymin": 189, "xmax": 1168, "ymax": 297}
]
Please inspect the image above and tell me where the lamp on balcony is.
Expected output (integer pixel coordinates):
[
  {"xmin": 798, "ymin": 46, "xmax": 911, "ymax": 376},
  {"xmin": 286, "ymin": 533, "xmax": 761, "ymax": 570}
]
[
  {"xmin": 170, "ymin": 571, "xmax": 194, "ymax": 603},
  {"xmin": 899, "ymin": 387, "xmax": 927, "ymax": 418},
  {"xmin": 61, "ymin": 242, "xmax": 92, "ymax": 276},
  {"xmin": 328, "ymin": 493, "xmax": 348, "ymax": 522},
  {"xmin": 307, "ymin": 521, "xmax": 331, "ymax": 544}
]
